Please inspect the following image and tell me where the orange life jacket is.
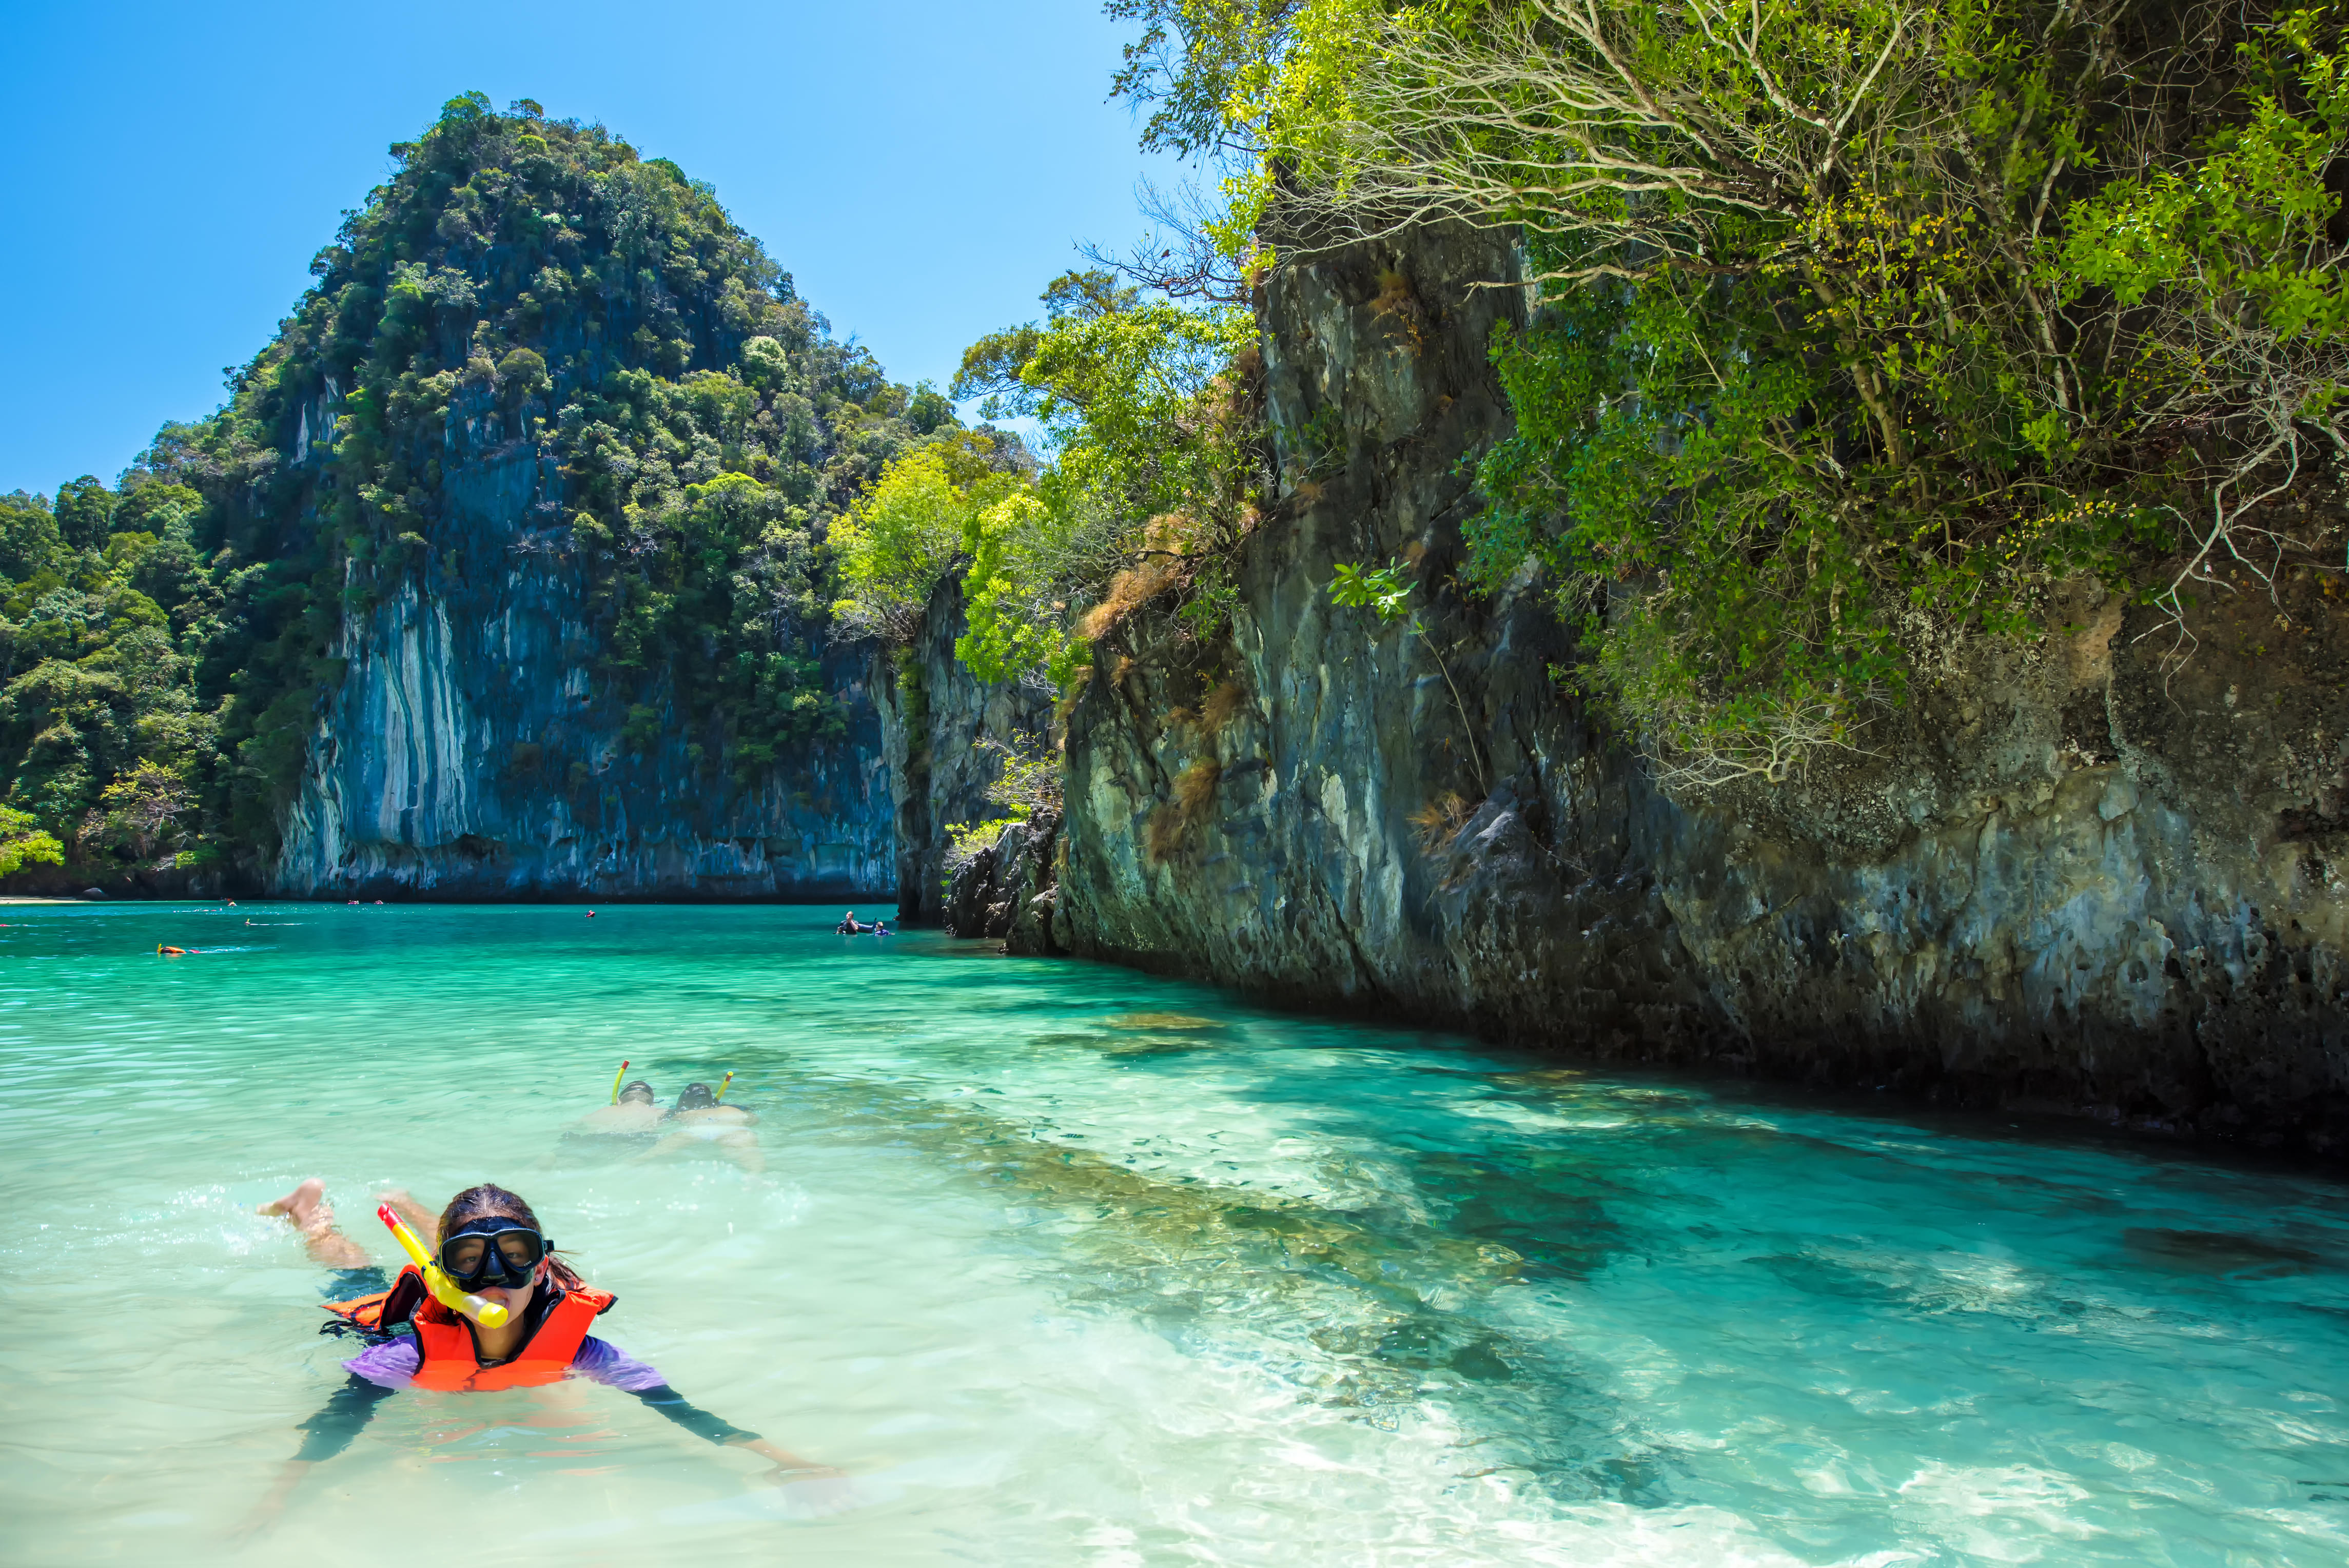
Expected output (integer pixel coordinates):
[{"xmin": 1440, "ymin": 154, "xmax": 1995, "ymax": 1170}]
[{"xmin": 321, "ymin": 1266, "xmax": 617, "ymax": 1392}]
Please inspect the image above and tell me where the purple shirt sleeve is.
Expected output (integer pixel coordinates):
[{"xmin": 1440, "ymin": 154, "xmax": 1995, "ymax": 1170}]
[
  {"xmin": 570, "ymin": 1335, "xmax": 668, "ymax": 1391},
  {"xmin": 342, "ymin": 1339, "xmax": 421, "ymax": 1388},
  {"xmin": 340, "ymin": 1332, "xmax": 663, "ymax": 1390}
]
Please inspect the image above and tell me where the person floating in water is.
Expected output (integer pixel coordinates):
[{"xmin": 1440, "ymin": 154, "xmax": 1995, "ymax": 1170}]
[
  {"xmin": 538, "ymin": 1078, "xmax": 669, "ymax": 1167},
  {"xmin": 835, "ymin": 910, "xmax": 893, "ymax": 935},
  {"xmin": 577, "ymin": 1078, "xmax": 667, "ymax": 1135},
  {"xmin": 632, "ymin": 1081, "xmax": 764, "ymax": 1173},
  {"xmin": 240, "ymin": 1180, "xmax": 839, "ymax": 1536}
]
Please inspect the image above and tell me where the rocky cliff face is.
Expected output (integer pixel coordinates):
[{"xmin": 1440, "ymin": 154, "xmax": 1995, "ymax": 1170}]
[
  {"xmin": 271, "ymin": 389, "xmax": 894, "ymax": 902},
  {"xmin": 875, "ymin": 573, "xmax": 1054, "ymax": 931},
  {"xmin": 916, "ymin": 226, "xmax": 2349, "ymax": 1157}
]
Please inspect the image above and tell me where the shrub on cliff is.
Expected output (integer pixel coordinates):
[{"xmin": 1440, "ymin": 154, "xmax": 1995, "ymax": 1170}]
[
  {"xmin": 836, "ymin": 268, "xmax": 1266, "ymax": 696},
  {"xmin": 831, "ymin": 432, "xmax": 1029, "ymax": 645},
  {"xmin": 0, "ymin": 804, "xmax": 62, "ymax": 878}
]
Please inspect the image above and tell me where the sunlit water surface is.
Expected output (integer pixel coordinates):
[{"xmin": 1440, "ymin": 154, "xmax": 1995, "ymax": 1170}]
[{"xmin": 3, "ymin": 903, "xmax": 2346, "ymax": 1566}]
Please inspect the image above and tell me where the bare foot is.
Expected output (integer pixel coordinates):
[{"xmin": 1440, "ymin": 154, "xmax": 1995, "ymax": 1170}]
[
  {"xmin": 259, "ymin": 1179, "xmax": 369, "ymax": 1269},
  {"xmin": 257, "ymin": 1179, "xmax": 328, "ymax": 1228}
]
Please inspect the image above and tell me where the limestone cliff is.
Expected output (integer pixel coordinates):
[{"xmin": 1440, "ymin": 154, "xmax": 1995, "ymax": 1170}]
[
  {"xmin": 910, "ymin": 227, "xmax": 2349, "ymax": 1157},
  {"xmin": 198, "ymin": 103, "xmax": 932, "ymax": 901},
  {"xmin": 259, "ymin": 332, "xmax": 902, "ymax": 902},
  {"xmin": 273, "ymin": 548, "xmax": 893, "ymax": 903},
  {"xmin": 873, "ymin": 575, "xmax": 1052, "ymax": 926}
]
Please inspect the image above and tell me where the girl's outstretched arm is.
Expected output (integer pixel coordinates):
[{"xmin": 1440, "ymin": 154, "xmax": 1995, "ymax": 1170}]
[
  {"xmin": 622, "ymin": 1382, "xmax": 837, "ymax": 1472},
  {"xmin": 229, "ymin": 1371, "xmax": 401, "ymax": 1540},
  {"xmin": 230, "ymin": 1460, "xmax": 311, "ymax": 1543},
  {"xmin": 576, "ymin": 1339, "xmax": 847, "ymax": 1490}
]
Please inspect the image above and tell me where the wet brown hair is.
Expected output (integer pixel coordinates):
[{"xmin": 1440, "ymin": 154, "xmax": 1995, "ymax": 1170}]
[{"xmin": 437, "ymin": 1183, "xmax": 583, "ymax": 1292}]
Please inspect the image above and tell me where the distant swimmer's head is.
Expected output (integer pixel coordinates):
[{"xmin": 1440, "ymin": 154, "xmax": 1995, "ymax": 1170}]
[
  {"xmin": 675, "ymin": 1082, "xmax": 718, "ymax": 1111},
  {"xmin": 617, "ymin": 1080, "xmax": 656, "ymax": 1106}
]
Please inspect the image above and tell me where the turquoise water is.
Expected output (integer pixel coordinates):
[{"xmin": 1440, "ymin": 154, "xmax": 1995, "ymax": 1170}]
[{"xmin": 3, "ymin": 903, "xmax": 2346, "ymax": 1566}]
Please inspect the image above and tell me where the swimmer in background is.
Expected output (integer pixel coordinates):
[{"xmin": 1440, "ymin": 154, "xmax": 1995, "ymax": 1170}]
[
  {"xmin": 834, "ymin": 910, "xmax": 893, "ymax": 935},
  {"xmin": 537, "ymin": 1078, "xmax": 668, "ymax": 1168},
  {"xmin": 576, "ymin": 1079, "xmax": 667, "ymax": 1135},
  {"xmin": 631, "ymin": 1082, "xmax": 763, "ymax": 1174}
]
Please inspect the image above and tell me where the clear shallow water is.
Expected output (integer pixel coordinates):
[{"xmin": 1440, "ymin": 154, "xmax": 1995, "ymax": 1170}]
[{"xmin": 2, "ymin": 903, "xmax": 2346, "ymax": 1567}]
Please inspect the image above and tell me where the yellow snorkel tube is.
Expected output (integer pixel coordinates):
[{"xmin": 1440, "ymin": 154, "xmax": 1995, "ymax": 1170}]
[
  {"xmin": 609, "ymin": 1059, "xmax": 631, "ymax": 1104},
  {"xmin": 376, "ymin": 1204, "xmax": 510, "ymax": 1328},
  {"xmin": 713, "ymin": 1071, "xmax": 734, "ymax": 1103}
]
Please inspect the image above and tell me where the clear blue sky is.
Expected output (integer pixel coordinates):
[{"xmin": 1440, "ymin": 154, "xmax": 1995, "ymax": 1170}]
[{"xmin": 0, "ymin": 0, "xmax": 1182, "ymax": 496}]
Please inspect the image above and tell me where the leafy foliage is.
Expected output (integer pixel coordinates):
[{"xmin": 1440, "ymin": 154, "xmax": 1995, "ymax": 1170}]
[
  {"xmin": 1327, "ymin": 558, "xmax": 1414, "ymax": 622},
  {"xmin": 0, "ymin": 803, "xmax": 63, "ymax": 877},
  {"xmin": 832, "ymin": 268, "xmax": 1266, "ymax": 698},
  {"xmin": 977, "ymin": 731, "xmax": 1065, "ymax": 816},
  {"xmin": 1128, "ymin": 0, "xmax": 2349, "ymax": 786},
  {"xmin": 830, "ymin": 432, "xmax": 1030, "ymax": 644}
]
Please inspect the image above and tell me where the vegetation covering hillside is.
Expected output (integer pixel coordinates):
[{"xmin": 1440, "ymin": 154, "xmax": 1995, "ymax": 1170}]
[{"xmin": 0, "ymin": 92, "xmax": 964, "ymax": 889}]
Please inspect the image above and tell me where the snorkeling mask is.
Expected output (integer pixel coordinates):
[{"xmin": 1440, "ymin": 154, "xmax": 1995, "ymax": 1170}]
[{"xmin": 437, "ymin": 1220, "xmax": 549, "ymax": 1290}]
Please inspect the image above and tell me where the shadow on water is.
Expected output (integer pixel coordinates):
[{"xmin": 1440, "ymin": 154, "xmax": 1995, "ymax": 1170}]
[{"xmin": 708, "ymin": 1057, "xmax": 1681, "ymax": 1506}]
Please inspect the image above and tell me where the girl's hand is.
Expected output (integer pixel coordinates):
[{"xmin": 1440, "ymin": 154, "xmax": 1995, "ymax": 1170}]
[
  {"xmin": 759, "ymin": 1463, "xmax": 859, "ymax": 1516},
  {"xmin": 225, "ymin": 1501, "xmax": 281, "ymax": 1546},
  {"xmin": 226, "ymin": 1460, "xmax": 309, "ymax": 1544}
]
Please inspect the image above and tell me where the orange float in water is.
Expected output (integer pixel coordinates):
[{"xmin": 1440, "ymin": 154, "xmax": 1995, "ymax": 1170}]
[{"xmin": 157, "ymin": 944, "xmax": 188, "ymax": 956}]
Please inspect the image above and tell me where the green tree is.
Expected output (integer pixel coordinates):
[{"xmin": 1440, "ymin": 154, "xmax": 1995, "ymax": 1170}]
[
  {"xmin": 93, "ymin": 760, "xmax": 195, "ymax": 858},
  {"xmin": 911, "ymin": 269, "xmax": 1265, "ymax": 688},
  {"xmin": 0, "ymin": 492, "xmax": 63, "ymax": 582},
  {"xmin": 832, "ymin": 433, "xmax": 1027, "ymax": 643},
  {"xmin": 0, "ymin": 804, "xmax": 63, "ymax": 877},
  {"xmin": 53, "ymin": 476, "xmax": 115, "ymax": 551}
]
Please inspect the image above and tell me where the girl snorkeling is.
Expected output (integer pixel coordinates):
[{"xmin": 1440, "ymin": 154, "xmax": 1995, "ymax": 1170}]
[{"xmin": 240, "ymin": 1179, "xmax": 839, "ymax": 1535}]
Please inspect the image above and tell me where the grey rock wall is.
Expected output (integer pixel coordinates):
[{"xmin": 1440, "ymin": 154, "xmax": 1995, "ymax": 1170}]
[
  {"xmin": 941, "ymin": 810, "xmax": 1064, "ymax": 951},
  {"xmin": 271, "ymin": 394, "xmax": 893, "ymax": 901},
  {"xmin": 1034, "ymin": 226, "xmax": 2349, "ymax": 1157},
  {"xmin": 873, "ymin": 573, "xmax": 1051, "ymax": 927}
]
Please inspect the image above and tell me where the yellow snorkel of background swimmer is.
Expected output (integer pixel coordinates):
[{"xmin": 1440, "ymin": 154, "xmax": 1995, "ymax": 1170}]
[
  {"xmin": 609, "ymin": 1059, "xmax": 631, "ymax": 1104},
  {"xmin": 376, "ymin": 1205, "xmax": 511, "ymax": 1328},
  {"xmin": 713, "ymin": 1071, "xmax": 734, "ymax": 1103}
]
